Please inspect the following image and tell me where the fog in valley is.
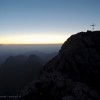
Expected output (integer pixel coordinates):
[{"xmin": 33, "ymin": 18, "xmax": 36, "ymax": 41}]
[
  {"xmin": 0, "ymin": 44, "xmax": 62, "ymax": 96},
  {"xmin": 0, "ymin": 44, "xmax": 61, "ymax": 64}
]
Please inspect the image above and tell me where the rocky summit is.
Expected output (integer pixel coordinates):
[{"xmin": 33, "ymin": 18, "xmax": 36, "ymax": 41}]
[{"xmin": 21, "ymin": 31, "xmax": 100, "ymax": 100}]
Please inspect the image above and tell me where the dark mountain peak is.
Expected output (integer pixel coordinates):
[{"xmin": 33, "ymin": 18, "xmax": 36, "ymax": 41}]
[
  {"xmin": 26, "ymin": 54, "xmax": 43, "ymax": 65},
  {"xmin": 47, "ymin": 31, "xmax": 100, "ymax": 86},
  {"xmin": 60, "ymin": 31, "xmax": 100, "ymax": 52},
  {"xmin": 6, "ymin": 56, "xmax": 14, "ymax": 61},
  {"xmin": 2, "ymin": 56, "xmax": 15, "ymax": 66},
  {"xmin": 22, "ymin": 31, "xmax": 100, "ymax": 100},
  {"xmin": 0, "ymin": 54, "xmax": 43, "ymax": 96},
  {"xmin": 4, "ymin": 55, "xmax": 27, "ymax": 62}
]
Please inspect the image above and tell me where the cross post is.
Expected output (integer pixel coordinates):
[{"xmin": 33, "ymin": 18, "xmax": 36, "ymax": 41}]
[{"xmin": 90, "ymin": 23, "xmax": 96, "ymax": 31}]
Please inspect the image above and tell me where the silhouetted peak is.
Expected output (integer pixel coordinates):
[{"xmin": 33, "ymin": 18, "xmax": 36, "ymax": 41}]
[
  {"xmin": 6, "ymin": 56, "xmax": 14, "ymax": 60},
  {"xmin": 3, "ymin": 56, "xmax": 14, "ymax": 64},
  {"xmin": 60, "ymin": 31, "xmax": 100, "ymax": 54},
  {"xmin": 27, "ymin": 54, "xmax": 43, "ymax": 64},
  {"xmin": 0, "ymin": 54, "xmax": 43, "ymax": 96},
  {"xmin": 16, "ymin": 31, "xmax": 100, "ymax": 100},
  {"xmin": 22, "ymin": 31, "xmax": 100, "ymax": 100}
]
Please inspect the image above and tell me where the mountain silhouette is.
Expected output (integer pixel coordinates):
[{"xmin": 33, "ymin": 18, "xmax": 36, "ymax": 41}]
[
  {"xmin": 0, "ymin": 54, "xmax": 43, "ymax": 96},
  {"xmin": 21, "ymin": 31, "xmax": 100, "ymax": 100},
  {"xmin": 0, "ymin": 51, "xmax": 58, "ymax": 65}
]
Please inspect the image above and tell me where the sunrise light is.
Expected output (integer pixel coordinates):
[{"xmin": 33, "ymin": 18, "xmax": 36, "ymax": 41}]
[{"xmin": 0, "ymin": 34, "xmax": 68, "ymax": 44}]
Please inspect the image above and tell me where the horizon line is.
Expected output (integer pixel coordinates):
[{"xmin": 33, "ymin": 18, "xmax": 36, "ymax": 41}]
[{"xmin": 0, "ymin": 43, "xmax": 63, "ymax": 45}]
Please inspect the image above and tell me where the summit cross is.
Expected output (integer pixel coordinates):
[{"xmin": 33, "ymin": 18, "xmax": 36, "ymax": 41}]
[{"xmin": 90, "ymin": 23, "xmax": 96, "ymax": 31}]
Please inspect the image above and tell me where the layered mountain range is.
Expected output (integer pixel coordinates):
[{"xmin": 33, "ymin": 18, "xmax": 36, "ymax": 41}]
[
  {"xmin": 21, "ymin": 31, "xmax": 100, "ymax": 100},
  {"xmin": 0, "ymin": 55, "xmax": 43, "ymax": 95}
]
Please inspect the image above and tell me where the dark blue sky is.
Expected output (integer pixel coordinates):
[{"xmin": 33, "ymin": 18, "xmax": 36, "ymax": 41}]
[{"xmin": 0, "ymin": 0, "xmax": 100, "ymax": 44}]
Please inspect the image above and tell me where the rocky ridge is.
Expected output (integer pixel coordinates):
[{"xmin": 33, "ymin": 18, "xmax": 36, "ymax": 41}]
[{"xmin": 21, "ymin": 31, "xmax": 100, "ymax": 100}]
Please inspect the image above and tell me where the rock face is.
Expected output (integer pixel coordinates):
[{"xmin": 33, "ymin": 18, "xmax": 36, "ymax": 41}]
[{"xmin": 21, "ymin": 31, "xmax": 100, "ymax": 100}]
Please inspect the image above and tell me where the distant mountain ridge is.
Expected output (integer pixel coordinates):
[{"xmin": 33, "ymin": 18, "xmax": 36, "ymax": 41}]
[
  {"xmin": 0, "ymin": 51, "xmax": 58, "ymax": 64},
  {"xmin": 21, "ymin": 31, "xmax": 100, "ymax": 100},
  {"xmin": 0, "ymin": 54, "xmax": 43, "ymax": 96}
]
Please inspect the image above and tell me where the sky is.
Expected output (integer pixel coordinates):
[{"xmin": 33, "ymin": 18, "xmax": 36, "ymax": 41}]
[{"xmin": 0, "ymin": 0, "xmax": 100, "ymax": 44}]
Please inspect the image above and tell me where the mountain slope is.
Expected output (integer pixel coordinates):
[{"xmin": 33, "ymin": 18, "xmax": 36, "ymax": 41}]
[
  {"xmin": 0, "ymin": 54, "xmax": 43, "ymax": 96},
  {"xmin": 21, "ymin": 31, "xmax": 100, "ymax": 100}
]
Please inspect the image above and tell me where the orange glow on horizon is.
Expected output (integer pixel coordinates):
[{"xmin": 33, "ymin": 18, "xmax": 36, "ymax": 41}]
[{"xmin": 0, "ymin": 34, "xmax": 69, "ymax": 44}]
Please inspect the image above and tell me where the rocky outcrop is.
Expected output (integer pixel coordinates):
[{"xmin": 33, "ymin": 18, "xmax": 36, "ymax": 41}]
[{"xmin": 21, "ymin": 31, "xmax": 100, "ymax": 100}]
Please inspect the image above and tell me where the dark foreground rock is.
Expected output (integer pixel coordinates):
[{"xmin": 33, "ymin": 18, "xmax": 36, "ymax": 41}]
[{"xmin": 20, "ymin": 31, "xmax": 100, "ymax": 100}]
